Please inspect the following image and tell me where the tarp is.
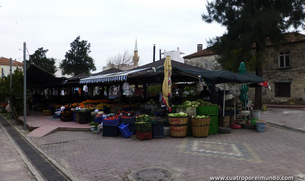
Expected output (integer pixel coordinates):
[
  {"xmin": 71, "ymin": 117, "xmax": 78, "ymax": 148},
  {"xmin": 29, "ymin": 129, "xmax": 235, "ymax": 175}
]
[
  {"xmin": 79, "ymin": 68, "xmax": 151, "ymax": 84},
  {"xmin": 79, "ymin": 58, "xmax": 264, "ymax": 85},
  {"xmin": 173, "ymin": 67, "xmax": 264, "ymax": 86},
  {"xmin": 26, "ymin": 64, "xmax": 65, "ymax": 87}
]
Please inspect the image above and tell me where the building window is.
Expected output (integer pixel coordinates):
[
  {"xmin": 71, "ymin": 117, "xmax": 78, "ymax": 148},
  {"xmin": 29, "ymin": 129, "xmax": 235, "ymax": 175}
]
[
  {"xmin": 278, "ymin": 51, "xmax": 290, "ymax": 68},
  {"xmin": 274, "ymin": 82, "xmax": 291, "ymax": 97}
]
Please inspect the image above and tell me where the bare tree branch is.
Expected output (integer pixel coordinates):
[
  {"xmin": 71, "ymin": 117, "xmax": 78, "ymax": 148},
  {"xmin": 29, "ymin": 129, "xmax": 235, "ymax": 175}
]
[{"xmin": 106, "ymin": 50, "xmax": 133, "ymax": 69}]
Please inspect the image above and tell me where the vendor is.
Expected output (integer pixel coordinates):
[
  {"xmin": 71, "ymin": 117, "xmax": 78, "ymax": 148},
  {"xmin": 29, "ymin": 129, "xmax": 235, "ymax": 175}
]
[{"xmin": 200, "ymin": 86, "xmax": 210, "ymax": 101}]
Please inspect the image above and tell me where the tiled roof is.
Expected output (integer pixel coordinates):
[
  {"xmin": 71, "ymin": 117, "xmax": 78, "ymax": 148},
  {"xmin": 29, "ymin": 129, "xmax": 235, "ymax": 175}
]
[
  {"xmin": 183, "ymin": 48, "xmax": 216, "ymax": 59},
  {"xmin": 0, "ymin": 57, "xmax": 23, "ymax": 67},
  {"xmin": 184, "ymin": 32, "xmax": 305, "ymax": 59},
  {"xmin": 283, "ymin": 32, "xmax": 305, "ymax": 43}
]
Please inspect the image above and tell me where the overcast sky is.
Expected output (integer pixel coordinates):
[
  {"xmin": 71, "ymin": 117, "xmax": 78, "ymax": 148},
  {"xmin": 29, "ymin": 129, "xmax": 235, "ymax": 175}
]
[
  {"xmin": 0, "ymin": 0, "xmax": 228, "ymax": 73},
  {"xmin": 1, "ymin": 1, "xmax": 303, "ymax": 74}
]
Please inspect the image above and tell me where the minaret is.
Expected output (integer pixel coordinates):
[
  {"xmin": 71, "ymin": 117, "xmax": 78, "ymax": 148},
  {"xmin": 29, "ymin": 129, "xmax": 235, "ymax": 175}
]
[{"xmin": 133, "ymin": 39, "xmax": 139, "ymax": 67}]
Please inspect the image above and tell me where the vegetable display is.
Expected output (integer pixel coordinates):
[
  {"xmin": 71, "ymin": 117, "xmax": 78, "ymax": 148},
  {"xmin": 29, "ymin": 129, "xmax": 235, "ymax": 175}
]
[
  {"xmin": 173, "ymin": 99, "xmax": 217, "ymax": 109},
  {"xmin": 168, "ymin": 112, "xmax": 188, "ymax": 117}
]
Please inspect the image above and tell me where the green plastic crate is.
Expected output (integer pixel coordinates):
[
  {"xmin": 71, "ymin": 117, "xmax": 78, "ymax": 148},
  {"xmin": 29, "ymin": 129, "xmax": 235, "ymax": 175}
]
[
  {"xmin": 208, "ymin": 125, "xmax": 218, "ymax": 135},
  {"xmin": 210, "ymin": 115, "xmax": 219, "ymax": 126},
  {"xmin": 197, "ymin": 106, "xmax": 219, "ymax": 116}
]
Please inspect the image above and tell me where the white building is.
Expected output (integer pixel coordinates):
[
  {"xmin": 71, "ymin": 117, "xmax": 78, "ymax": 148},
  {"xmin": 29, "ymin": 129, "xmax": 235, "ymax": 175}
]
[
  {"xmin": 0, "ymin": 57, "xmax": 23, "ymax": 77},
  {"xmin": 162, "ymin": 47, "xmax": 184, "ymax": 63}
]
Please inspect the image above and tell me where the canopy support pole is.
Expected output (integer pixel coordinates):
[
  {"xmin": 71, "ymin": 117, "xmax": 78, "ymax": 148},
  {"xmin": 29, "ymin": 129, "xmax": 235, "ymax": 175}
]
[{"xmin": 223, "ymin": 83, "xmax": 225, "ymax": 117}]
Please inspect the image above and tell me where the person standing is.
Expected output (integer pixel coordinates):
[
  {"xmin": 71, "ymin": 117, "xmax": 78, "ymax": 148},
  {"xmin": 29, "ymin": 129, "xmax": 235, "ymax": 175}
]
[{"xmin": 200, "ymin": 86, "xmax": 210, "ymax": 101}]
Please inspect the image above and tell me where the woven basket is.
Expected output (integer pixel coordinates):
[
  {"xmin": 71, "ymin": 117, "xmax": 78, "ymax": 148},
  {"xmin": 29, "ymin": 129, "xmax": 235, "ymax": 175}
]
[
  {"xmin": 191, "ymin": 117, "xmax": 211, "ymax": 138},
  {"xmin": 168, "ymin": 116, "xmax": 189, "ymax": 138}
]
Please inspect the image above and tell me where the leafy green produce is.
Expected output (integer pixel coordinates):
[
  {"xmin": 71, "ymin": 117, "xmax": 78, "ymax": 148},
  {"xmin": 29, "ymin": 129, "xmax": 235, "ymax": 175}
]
[
  {"xmin": 195, "ymin": 115, "xmax": 209, "ymax": 118},
  {"xmin": 168, "ymin": 112, "xmax": 188, "ymax": 117}
]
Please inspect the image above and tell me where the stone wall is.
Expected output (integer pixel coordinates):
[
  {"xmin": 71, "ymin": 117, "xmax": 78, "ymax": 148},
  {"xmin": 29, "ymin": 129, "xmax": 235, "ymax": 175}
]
[
  {"xmin": 184, "ymin": 41, "xmax": 305, "ymax": 105},
  {"xmin": 261, "ymin": 41, "xmax": 305, "ymax": 105},
  {"xmin": 184, "ymin": 55, "xmax": 222, "ymax": 71}
]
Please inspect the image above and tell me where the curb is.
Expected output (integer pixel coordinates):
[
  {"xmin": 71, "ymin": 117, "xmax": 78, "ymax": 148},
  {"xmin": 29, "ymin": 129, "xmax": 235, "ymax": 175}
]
[
  {"xmin": 266, "ymin": 121, "xmax": 305, "ymax": 134},
  {"xmin": 0, "ymin": 116, "xmax": 45, "ymax": 181},
  {"xmin": 265, "ymin": 104, "xmax": 305, "ymax": 108}
]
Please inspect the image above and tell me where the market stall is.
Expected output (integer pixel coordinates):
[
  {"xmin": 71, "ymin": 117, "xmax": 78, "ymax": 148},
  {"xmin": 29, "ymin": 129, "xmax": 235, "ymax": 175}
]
[{"xmin": 27, "ymin": 58, "xmax": 266, "ymax": 139}]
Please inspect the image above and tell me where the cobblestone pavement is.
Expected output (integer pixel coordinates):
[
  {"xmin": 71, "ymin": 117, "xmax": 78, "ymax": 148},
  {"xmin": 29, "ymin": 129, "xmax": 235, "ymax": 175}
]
[
  {"xmin": 2, "ymin": 108, "xmax": 305, "ymax": 181},
  {"xmin": 28, "ymin": 123, "xmax": 305, "ymax": 180},
  {"xmin": 0, "ymin": 119, "xmax": 36, "ymax": 181}
]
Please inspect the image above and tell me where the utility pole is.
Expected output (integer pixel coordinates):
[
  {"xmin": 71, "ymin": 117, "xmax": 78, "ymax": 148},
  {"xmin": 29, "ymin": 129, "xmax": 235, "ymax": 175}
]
[
  {"xmin": 23, "ymin": 42, "xmax": 27, "ymax": 130},
  {"xmin": 9, "ymin": 58, "xmax": 12, "ymax": 119}
]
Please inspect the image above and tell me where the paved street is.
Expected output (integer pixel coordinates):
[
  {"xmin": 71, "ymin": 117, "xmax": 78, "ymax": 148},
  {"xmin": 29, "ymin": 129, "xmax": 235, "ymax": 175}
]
[{"xmin": 1, "ymin": 107, "xmax": 305, "ymax": 181}]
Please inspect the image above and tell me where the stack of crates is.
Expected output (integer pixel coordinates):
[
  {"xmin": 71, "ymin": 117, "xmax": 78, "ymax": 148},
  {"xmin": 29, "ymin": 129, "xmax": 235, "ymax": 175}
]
[
  {"xmin": 196, "ymin": 106, "xmax": 219, "ymax": 135},
  {"xmin": 120, "ymin": 116, "xmax": 135, "ymax": 134},
  {"xmin": 103, "ymin": 116, "xmax": 120, "ymax": 137},
  {"xmin": 60, "ymin": 110, "xmax": 72, "ymax": 122}
]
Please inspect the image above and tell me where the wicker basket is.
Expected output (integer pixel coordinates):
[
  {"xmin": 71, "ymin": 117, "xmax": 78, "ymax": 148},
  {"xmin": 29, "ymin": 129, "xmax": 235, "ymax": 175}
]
[
  {"xmin": 168, "ymin": 116, "xmax": 189, "ymax": 138},
  {"xmin": 191, "ymin": 117, "xmax": 211, "ymax": 138}
]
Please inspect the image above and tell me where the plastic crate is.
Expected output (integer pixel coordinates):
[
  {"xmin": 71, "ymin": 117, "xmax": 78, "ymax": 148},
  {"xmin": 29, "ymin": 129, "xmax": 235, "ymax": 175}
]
[
  {"xmin": 60, "ymin": 111, "xmax": 72, "ymax": 122},
  {"xmin": 103, "ymin": 118, "xmax": 120, "ymax": 126},
  {"xmin": 120, "ymin": 117, "xmax": 135, "ymax": 124},
  {"xmin": 208, "ymin": 125, "xmax": 218, "ymax": 135},
  {"xmin": 152, "ymin": 123, "xmax": 164, "ymax": 138},
  {"xmin": 72, "ymin": 111, "xmax": 76, "ymax": 122},
  {"xmin": 103, "ymin": 125, "xmax": 119, "ymax": 137},
  {"xmin": 135, "ymin": 122, "xmax": 152, "ymax": 132},
  {"xmin": 185, "ymin": 107, "xmax": 196, "ymax": 117},
  {"xmin": 128, "ymin": 124, "xmax": 135, "ymax": 134},
  {"xmin": 123, "ymin": 106, "xmax": 131, "ymax": 111},
  {"xmin": 197, "ymin": 106, "xmax": 219, "ymax": 116},
  {"xmin": 94, "ymin": 117, "xmax": 103, "ymax": 124},
  {"xmin": 118, "ymin": 123, "xmax": 133, "ymax": 138},
  {"xmin": 79, "ymin": 111, "xmax": 91, "ymax": 124},
  {"xmin": 75, "ymin": 111, "xmax": 80, "ymax": 123},
  {"xmin": 53, "ymin": 114, "xmax": 61, "ymax": 118},
  {"xmin": 43, "ymin": 110, "xmax": 51, "ymax": 116},
  {"xmin": 210, "ymin": 115, "xmax": 219, "ymax": 126}
]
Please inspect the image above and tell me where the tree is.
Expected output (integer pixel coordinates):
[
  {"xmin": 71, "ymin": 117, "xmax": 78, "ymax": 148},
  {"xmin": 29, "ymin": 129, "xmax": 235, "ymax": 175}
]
[
  {"xmin": 60, "ymin": 36, "xmax": 96, "ymax": 75},
  {"xmin": 202, "ymin": 0, "xmax": 305, "ymax": 109},
  {"xmin": 0, "ymin": 68, "xmax": 24, "ymax": 117},
  {"xmin": 29, "ymin": 48, "xmax": 56, "ymax": 74},
  {"xmin": 106, "ymin": 50, "xmax": 133, "ymax": 70}
]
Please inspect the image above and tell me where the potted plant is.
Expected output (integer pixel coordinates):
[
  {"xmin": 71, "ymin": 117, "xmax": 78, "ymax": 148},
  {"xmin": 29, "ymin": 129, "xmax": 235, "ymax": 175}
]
[{"xmin": 89, "ymin": 122, "xmax": 100, "ymax": 133}]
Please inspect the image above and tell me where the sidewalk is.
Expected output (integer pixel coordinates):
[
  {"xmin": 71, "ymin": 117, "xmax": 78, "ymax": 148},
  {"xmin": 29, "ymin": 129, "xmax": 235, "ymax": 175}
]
[
  {"xmin": 0, "ymin": 115, "xmax": 38, "ymax": 181},
  {"xmin": 260, "ymin": 107, "xmax": 305, "ymax": 132},
  {"xmin": 19, "ymin": 110, "xmax": 90, "ymax": 138}
]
